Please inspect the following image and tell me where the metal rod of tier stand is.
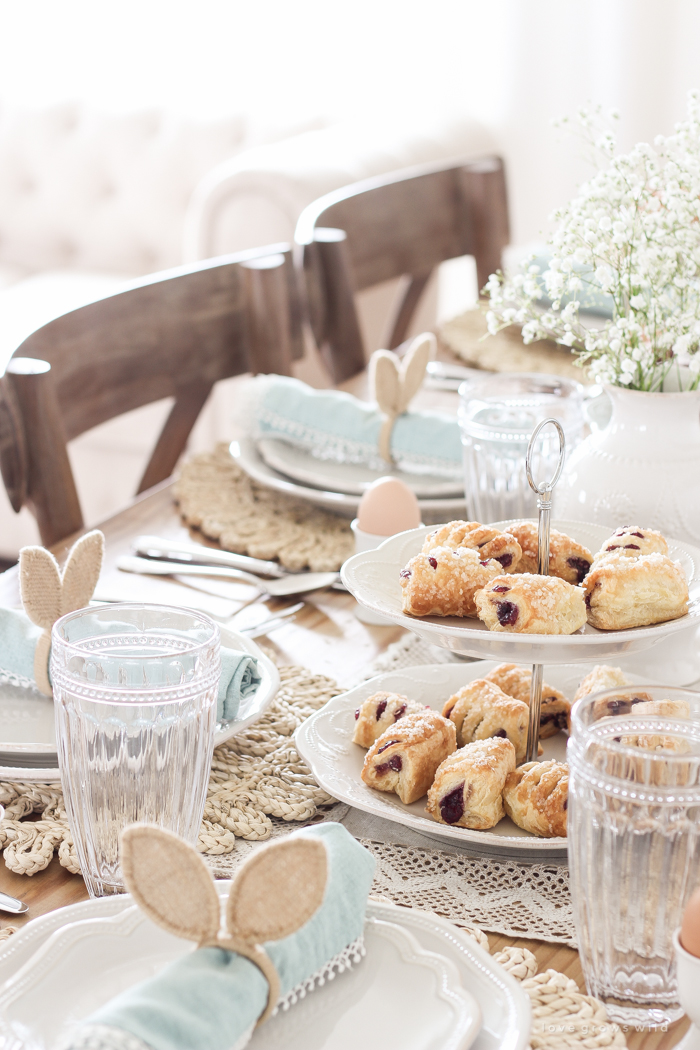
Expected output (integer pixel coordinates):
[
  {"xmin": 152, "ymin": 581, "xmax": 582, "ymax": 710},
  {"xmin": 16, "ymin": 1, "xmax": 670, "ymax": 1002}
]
[{"xmin": 525, "ymin": 417, "xmax": 566, "ymax": 763}]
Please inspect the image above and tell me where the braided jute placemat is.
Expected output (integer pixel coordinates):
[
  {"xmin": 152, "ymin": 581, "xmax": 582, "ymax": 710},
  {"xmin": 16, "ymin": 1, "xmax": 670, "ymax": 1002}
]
[{"xmin": 173, "ymin": 444, "xmax": 354, "ymax": 572}]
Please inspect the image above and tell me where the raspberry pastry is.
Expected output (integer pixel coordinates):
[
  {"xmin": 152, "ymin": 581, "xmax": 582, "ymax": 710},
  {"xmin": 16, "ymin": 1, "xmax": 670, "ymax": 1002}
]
[
  {"xmin": 400, "ymin": 546, "xmax": 501, "ymax": 618},
  {"xmin": 483, "ymin": 663, "xmax": 571, "ymax": 737},
  {"xmin": 574, "ymin": 664, "xmax": 629, "ymax": 702},
  {"xmin": 423, "ymin": 521, "xmax": 522, "ymax": 572},
  {"xmin": 508, "ymin": 521, "xmax": 593, "ymax": 584},
  {"xmin": 620, "ymin": 700, "xmax": 691, "ymax": 767},
  {"xmin": 441, "ymin": 679, "xmax": 528, "ymax": 762},
  {"xmin": 593, "ymin": 525, "xmax": 669, "ymax": 563},
  {"xmin": 583, "ymin": 552, "xmax": 689, "ymax": 630},
  {"xmin": 426, "ymin": 737, "xmax": 515, "ymax": 829},
  {"xmin": 475, "ymin": 573, "xmax": 587, "ymax": 634},
  {"xmin": 361, "ymin": 710, "xmax": 456, "ymax": 804},
  {"xmin": 352, "ymin": 692, "xmax": 425, "ymax": 748},
  {"xmin": 503, "ymin": 760, "xmax": 568, "ymax": 838}
]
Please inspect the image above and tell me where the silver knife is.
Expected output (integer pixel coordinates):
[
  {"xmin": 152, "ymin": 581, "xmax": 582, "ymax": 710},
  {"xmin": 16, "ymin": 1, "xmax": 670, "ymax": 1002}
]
[{"xmin": 132, "ymin": 536, "xmax": 286, "ymax": 578}]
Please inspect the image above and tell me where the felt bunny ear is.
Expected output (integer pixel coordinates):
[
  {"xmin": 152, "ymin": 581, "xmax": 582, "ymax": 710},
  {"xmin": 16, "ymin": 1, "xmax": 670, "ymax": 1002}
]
[
  {"xmin": 370, "ymin": 350, "xmax": 401, "ymax": 417},
  {"xmin": 227, "ymin": 837, "xmax": 328, "ymax": 945},
  {"xmin": 121, "ymin": 825, "xmax": 221, "ymax": 945},
  {"xmin": 19, "ymin": 546, "xmax": 62, "ymax": 630},
  {"xmin": 61, "ymin": 529, "xmax": 104, "ymax": 614},
  {"xmin": 398, "ymin": 333, "xmax": 435, "ymax": 411}
]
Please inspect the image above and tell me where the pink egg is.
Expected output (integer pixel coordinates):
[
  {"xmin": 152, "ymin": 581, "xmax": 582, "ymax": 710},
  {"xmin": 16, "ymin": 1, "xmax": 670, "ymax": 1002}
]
[
  {"xmin": 681, "ymin": 886, "xmax": 700, "ymax": 958},
  {"xmin": 357, "ymin": 477, "xmax": 422, "ymax": 536}
]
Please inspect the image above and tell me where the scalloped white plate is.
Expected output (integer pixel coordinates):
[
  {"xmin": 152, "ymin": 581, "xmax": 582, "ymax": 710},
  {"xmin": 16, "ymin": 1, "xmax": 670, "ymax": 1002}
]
[
  {"xmin": 0, "ymin": 897, "xmax": 484, "ymax": 1050},
  {"xmin": 0, "ymin": 626, "xmax": 279, "ymax": 782},
  {"xmin": 233, "ymin": 437, "xmax": 467, "ymax": 520},
  {"xmin": 295, "ymin": 661, "xmax": 651, "ymax": 858},
  {"xmin": 258, "ymin": 437, "xmax": 464, "ymax": 498},
  {"xmin": 341, "ymin": 519, "xmax": 700, "ymax": 665}
]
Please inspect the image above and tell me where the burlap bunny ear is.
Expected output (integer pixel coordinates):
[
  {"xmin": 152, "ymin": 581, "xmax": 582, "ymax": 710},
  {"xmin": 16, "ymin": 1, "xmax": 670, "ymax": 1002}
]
[
  {"xmin": 370, "ymin": 332, "xmax": 435, "ymax": 463},
  {"xmin": 120, "ymin": 825, "xmax": 329, "ymax": 1027},
  {"xmin": 19, "ymin": 528, "xmax": 105, "ymax": 697}
]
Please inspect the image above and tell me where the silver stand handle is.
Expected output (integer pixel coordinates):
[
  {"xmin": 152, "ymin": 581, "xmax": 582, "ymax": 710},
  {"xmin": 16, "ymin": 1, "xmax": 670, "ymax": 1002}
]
[{"xmin": 525, "ymin": 418, "xmax": 566, "ymax": 763}]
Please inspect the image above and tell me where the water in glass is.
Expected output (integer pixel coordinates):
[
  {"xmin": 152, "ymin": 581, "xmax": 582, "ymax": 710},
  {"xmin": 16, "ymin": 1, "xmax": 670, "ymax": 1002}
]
[{"xmin": 51, "ymin": 604, "xmax": 220, "ymax": 897}]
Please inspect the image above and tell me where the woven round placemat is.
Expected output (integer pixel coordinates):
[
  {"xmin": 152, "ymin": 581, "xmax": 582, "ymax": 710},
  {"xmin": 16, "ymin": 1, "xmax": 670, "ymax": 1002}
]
[{"xmin": 173, "ymin": 444, "xmax": 354, "ymax": 572}]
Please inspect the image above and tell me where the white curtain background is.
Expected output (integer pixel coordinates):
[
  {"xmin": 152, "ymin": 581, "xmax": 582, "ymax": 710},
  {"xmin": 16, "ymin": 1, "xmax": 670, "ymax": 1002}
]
[{"xmin": 1, "ymin": 0, "xmax": 699, "ymax": 246}]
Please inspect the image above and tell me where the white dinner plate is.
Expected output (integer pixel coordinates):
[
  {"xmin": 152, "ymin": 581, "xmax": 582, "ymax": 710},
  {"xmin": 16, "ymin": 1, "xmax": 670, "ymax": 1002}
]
[
  {"xmin": 341, "ymin": 519, "xmax": 700, "ymax": 665},
  {"xmin": 232, "ymin": 438, "xmax": 468, "ymax": 521},
  {"xmin": 0, "ymin": 626, "xmax": 279, "ymax": 783},
  {"xmin": 258, "ymin": 437, "xmax": 464, "ymax": 498},
  {"xmin": 295, "ymin": 661, "xmax": 652, "ymax": 858},
  {"xmin": 0, "ymin": 892, "xmax": 529, "ymax": 1050}
]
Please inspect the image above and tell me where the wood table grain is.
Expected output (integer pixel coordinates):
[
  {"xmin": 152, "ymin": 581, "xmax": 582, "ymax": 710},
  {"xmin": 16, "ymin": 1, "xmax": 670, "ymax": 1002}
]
[{"xmin": 0, "ymin": 484, "xmax": 689, "ymax": 1048}]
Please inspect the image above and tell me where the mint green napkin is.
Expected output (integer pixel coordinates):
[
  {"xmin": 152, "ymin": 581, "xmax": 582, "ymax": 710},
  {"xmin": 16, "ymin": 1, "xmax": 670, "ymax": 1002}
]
[
  {"xmin": 71, "ymin": 824, "xmax": 375, "ymax": 1050},
  {"xmin": 0, "ymin": 608, "xmax": 259, "ymax": 722},
  {"xmin": 250, "ymin": 373, "xmax": 462, "ymax": 478}
]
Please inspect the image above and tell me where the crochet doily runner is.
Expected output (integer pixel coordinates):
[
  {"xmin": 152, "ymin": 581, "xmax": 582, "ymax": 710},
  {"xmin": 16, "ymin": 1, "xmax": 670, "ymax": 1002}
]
[{"xmin": 173, "ymin": 444, "xmax": 354, "ymax": 572}]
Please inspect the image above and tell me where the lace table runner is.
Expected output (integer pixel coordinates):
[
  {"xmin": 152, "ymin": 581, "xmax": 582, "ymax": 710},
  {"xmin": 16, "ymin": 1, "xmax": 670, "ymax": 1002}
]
[{"xmin": 173, "ymin": 444, "xmax": 354, "ymax": 572}]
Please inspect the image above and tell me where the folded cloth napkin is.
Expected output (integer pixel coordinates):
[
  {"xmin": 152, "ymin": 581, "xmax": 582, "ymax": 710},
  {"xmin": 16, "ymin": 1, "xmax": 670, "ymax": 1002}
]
[
  {"xmin": 248, "ymin": 374, "xmax": 462, "ymax": 478},
  {"xmin": 0, "ymin": 608, "xmax": 259, "ymax": 722},
  {"xmin": 65, "ymin": 823, "xmax": 375, "ymax": 1050}
]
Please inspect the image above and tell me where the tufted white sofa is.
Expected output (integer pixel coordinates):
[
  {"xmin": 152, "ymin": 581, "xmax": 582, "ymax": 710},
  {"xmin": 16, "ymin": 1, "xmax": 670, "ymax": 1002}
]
[{"xmin": 0, "ymin": 103, "xmax": 496, "ymax": 556}]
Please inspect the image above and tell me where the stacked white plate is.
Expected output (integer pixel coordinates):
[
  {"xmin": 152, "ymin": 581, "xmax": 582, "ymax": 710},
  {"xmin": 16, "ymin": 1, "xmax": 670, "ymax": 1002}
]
[
  {"xmin": 0, "ymin": 626, "xmax": 279, "ymax": 783},
  {"xmin": 0, "ymin": 890, "xmax": 530, "ymax": 1050},
  {"xmin": 232, "ymin": 437, "xmax": 467, "ymax": 520}
]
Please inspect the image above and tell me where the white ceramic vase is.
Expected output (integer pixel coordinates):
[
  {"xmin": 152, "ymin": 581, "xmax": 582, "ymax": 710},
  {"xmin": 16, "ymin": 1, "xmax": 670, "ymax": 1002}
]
[{"xmin": 555, "ymin": 385, "xmax": 700, "ymax": 545}]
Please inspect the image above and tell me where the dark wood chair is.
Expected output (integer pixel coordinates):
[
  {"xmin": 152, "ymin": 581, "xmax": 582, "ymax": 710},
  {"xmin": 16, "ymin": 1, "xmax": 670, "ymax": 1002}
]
[
  {"xmin": 0, "ymin": 244, "xmax": 303, "ymax": 547},
  {"xmin": 294, "ymin": 156, "xmax": 509, "ymax": 384}
]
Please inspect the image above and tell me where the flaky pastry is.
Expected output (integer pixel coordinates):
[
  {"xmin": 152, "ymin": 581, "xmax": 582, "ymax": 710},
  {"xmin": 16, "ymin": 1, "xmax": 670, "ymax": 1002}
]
[
  {"xmin": 400, "ymin": 545, "xmax": 501, "ymax": 618},
  {"xmin": 503, "ymin": 760, "xmax": 568, "ymax": 838},
  {"xmin": 583, "ymin": 552, "xmax": 689, "ymax": 630},
  {"xmin": 475, "ymin": 573, "xmax": 587, "ymax": 634},
  {"xmin": 361, "ymin": 709, "xmax": 456, "ymax": 804},
  {"xmin": 508, "ymin": 521, "xmax": 593, "ymax": 584},
  {"xmin": 441, "ymin": 679, "xmax": 528, "ymax": 762},
  {"xmin": 423, "ymin": 521, "xmax": 522, "ymax": 572},
  {"xmin": 483, "ymin": 663, "xmax": 571, "ymax": 737},
  {"xmin": 593, "ymin": 525, "xmax": 669, "ymax": 563},
  {"xmin": 426, "ymin": 737, "xmax": 515, "ymax": 829},
  {"xmin": 352, "ymin": 691, "xmax": 425, "ymax": 748}
]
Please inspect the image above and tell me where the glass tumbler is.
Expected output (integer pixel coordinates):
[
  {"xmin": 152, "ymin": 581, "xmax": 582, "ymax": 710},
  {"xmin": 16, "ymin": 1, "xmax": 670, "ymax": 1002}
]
[
  {"xmin": 568, "ymin": 685, "xmax": 700, "ymax": 1026},
  {"xmin": 51, "ymin": 603, "xmax": 220, "ymax": 897},
  {"xmin": 458, "ymin": 373, "xmax": 584, "ymax": 522}
]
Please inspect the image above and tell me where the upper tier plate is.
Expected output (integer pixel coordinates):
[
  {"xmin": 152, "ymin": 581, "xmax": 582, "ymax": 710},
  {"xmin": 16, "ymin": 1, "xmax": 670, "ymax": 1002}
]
[
  {"xmin": 258, "ymin": 437, "xmax": 464, "ymax": 498},
  {"xmin": 232, "ymin": 438, "xmax": 467, "ymax": 520},
  {"xmin": 340, "ymin": 519, "xmax": 700, "ymax": 664}
]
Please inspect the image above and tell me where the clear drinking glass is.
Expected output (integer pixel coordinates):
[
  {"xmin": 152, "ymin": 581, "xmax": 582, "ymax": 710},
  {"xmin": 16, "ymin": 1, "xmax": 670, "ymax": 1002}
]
[
  {"xmin": 458, "ymin": 373, "xmax": 584, "ymax": 522},
  {"xmin": 568, "ymin": 685, "xmax": 700, "ymax": 1026},
  {"xmin": 51, "ymin": 603, "xmax": 220, "ymax": 897}
]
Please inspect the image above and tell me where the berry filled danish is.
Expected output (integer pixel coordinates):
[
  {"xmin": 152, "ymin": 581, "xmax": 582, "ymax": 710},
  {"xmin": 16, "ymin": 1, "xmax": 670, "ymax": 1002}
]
[
  {"xmin": 593, "ymin": 525, "xmax": 668, "ymax": 563},
  {"xmin": 475, "ymin": 574, "xmax": 588, "ymax": 634},
  {"xmin": 422, "ymin": 521, "xmax": 522, "ymax": 572},
  {"xmin": 503, "ymin": 760, "xmax": 568, "ymax": 838},
  {"xmin": 426, "ymin": 737, "xmax": 516, "ymax": 829},
  {"xmin": 400, "ymin": 546, "xmax": 501, "ymax": 618},
  {"xmin": 508, "ymin": 521, "xmax": 593, "ymax": 584},
  {"xmin": 483, "ymin": 663, "xmax": 571, "ymax": 737},
  {"xmin": 583, "ymin": 552, "xmax": 689, "ymax": 630},
  {"xmin": 441, "ymin": 679, "xmax": 529, "ymax": 763},
  {"xmin": 352, "ymin": 692, "xmax": 425, "ymax": 748},
  {"xmin": 361, "ymin": 710, "xmax": 456, "ymax": 804}
]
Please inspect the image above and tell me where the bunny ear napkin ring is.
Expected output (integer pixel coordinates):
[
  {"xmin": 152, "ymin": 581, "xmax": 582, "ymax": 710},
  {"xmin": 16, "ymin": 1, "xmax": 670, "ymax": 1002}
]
[
  {"xmin": 369, "ymin": 331, "xmax": 435, "ymax": 464},
  {"xmin": 120, "ymin": 824, "xmax": 329, "ymax": 1026},
  {"xmin": 19, "ymin": 529, "xmax": 105, "ymax": 697}
]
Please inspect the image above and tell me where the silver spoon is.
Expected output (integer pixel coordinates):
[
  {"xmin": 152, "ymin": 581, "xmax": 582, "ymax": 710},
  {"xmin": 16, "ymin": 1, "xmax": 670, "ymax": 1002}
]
[
  {"xmin": 0, "ymin": 891, "xmax": 27, "ymax": 915},
  {"xmin": 117, "ymin": 556, "xmax": 338, "ymax": 597}
]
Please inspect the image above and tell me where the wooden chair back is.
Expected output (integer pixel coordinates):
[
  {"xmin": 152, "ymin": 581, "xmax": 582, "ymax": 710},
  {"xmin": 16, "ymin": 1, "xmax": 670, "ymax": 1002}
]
[
  {"xmin": 0, "ymin": 245, "xmax": 302, "ymax": 546},
  {"xmin": 295, "ymin": 157, "xmax": 509, "ymax": 383}
]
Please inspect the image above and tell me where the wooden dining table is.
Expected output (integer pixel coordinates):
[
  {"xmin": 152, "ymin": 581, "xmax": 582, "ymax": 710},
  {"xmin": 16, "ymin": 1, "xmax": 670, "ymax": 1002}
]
[{"xmin": 0, "ymin": 367, "xmax": 690, "ymax": 1048}]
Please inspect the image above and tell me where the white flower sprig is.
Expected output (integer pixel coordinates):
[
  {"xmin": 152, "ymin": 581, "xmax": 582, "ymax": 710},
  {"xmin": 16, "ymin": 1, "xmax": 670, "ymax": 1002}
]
[{"xmin": 486, "ymin": 94, "xmax": 700, "ymax": 391}]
